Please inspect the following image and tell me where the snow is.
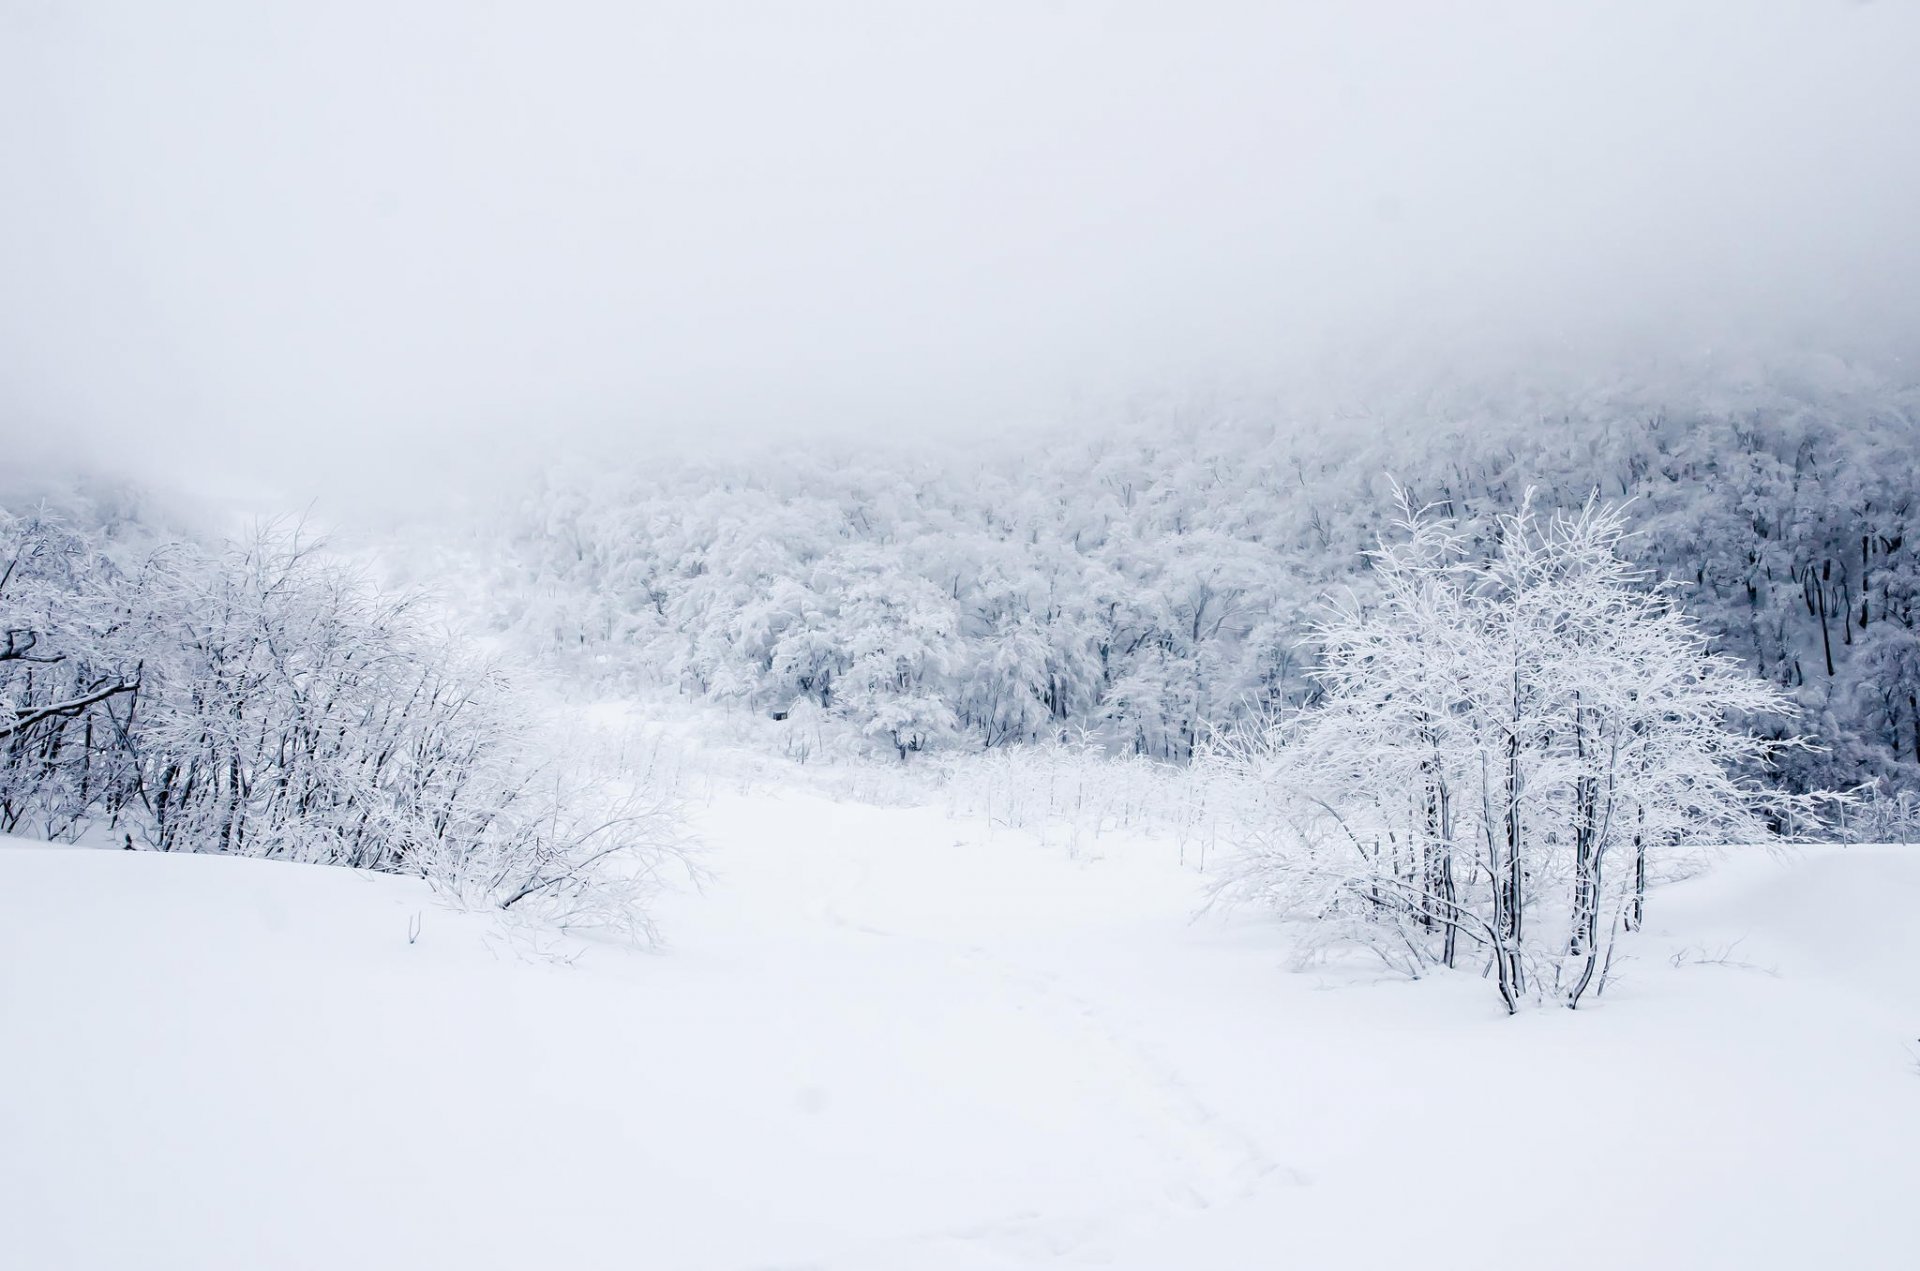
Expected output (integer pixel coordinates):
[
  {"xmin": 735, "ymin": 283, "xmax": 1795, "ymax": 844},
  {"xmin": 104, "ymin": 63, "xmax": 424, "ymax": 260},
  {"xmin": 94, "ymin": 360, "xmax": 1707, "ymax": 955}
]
[{"xmin": 3, "ymin": 794, "xmax": 1917, "ymax": 1270}]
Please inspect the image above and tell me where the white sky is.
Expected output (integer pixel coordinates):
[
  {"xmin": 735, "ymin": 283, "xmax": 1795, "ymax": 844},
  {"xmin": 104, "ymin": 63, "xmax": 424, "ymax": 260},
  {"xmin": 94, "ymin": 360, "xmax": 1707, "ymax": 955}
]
[{"xmin": 4, "ymin": 1, "xmax": 1919, "ymax": 504}]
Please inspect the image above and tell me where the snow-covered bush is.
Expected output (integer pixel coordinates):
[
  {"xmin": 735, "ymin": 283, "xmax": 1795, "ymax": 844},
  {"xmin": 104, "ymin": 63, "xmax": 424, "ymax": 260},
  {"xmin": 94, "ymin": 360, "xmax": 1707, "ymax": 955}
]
[
  {"xmin": 1213, "ymin": 490, "xmax": 1826, "ymax": 1011},
  {"xmin": 0, "ymin": 512, "xmax": 144, "ymax": 840},
  {"xmin": 1836, "ymin": 779, "xmax": 1920, "ymax": 845},
  {"xmin": 0, "ymin": 509, "xmax": 680, "ymax": 939}
]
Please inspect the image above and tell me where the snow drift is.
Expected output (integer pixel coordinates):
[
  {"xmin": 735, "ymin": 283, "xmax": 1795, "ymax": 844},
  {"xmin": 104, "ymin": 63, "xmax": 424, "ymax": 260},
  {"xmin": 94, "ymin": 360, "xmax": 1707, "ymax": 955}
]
[{"xmin": 3, "ymin": 800, "xmax": 1915, "ymax": 1270}]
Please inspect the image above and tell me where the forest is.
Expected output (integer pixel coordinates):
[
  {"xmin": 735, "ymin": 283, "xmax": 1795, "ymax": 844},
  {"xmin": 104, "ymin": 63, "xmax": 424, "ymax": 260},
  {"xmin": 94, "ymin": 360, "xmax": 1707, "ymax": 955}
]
[{"xmin": 486, "ymin": 362, "xmax": 1920, "ymax": 804}]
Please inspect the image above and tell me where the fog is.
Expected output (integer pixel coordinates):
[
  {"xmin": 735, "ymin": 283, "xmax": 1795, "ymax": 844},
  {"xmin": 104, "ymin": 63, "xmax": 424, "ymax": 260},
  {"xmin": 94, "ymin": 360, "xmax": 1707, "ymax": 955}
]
[{"xmin": 5, "ymin": 1, "xmax": 1919, "ymax": 508}]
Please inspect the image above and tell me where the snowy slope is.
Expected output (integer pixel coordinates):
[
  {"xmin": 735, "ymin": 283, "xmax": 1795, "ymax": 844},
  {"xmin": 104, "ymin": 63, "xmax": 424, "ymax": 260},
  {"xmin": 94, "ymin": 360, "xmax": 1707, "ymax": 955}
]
[{"xmin": 3, "ymin": 799, "xmax": 1916, "ymax": 1270}]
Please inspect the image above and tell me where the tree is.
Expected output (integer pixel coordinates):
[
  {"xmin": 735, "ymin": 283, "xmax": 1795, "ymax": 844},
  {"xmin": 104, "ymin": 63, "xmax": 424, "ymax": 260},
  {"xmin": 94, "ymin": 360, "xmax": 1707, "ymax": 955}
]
[
  {"xmin": 0, "ymin": 506, "xmax": 682, "ymax": 942},
  {"xmin": 833, "ymin": 556, "xmax": 962, "ymax": 760},
  {"xmin": 1215, "ymin": 488, "xmax": 1821, "ymax": 1012},
  {"xmin": 0, "ymin": 512, "xmax": 143, "ymax": 840}
]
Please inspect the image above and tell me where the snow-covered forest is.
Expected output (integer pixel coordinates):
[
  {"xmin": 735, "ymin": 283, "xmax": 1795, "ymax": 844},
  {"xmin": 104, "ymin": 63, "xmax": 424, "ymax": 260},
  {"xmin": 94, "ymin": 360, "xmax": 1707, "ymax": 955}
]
[{"xmin": 491, "ymin": 365, "xmax": 1920, "ymax": 800}]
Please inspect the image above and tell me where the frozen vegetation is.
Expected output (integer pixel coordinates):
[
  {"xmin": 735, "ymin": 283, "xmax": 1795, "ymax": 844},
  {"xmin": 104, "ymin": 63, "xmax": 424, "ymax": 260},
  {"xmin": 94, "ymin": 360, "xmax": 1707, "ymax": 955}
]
[
  {"xmin": 0, "ymin": 504, "xmax": 684, "ymax": 938},
  {"xmin": 480, "ymin": 363, "xmax": 1920, "ymax": 808}
]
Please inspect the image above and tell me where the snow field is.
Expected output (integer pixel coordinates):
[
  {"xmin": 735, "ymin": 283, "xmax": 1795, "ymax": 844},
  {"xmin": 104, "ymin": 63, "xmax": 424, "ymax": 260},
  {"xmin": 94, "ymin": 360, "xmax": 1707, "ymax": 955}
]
[{"xmin": 3, "ymin": 792, "xmax": 1916, "ymax": 1270}]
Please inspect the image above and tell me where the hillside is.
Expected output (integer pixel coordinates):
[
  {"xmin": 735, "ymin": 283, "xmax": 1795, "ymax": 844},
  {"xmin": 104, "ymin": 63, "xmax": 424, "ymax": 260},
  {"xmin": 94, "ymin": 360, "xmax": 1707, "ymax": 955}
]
[
  {"xmin": 476, "ymin": 366, "xmax": 1920, "ymax": 803},
  {"xmin": 5, "ymin": 795, "xmax": 1915, "ymax": 1270}
]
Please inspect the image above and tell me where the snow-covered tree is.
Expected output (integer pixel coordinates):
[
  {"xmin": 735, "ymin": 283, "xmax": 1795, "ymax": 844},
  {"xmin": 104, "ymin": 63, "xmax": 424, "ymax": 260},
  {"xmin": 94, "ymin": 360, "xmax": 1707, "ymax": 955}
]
[
  {"xmin": 1215, "ymin": 489, "xmax": 1822, "ymax": 1011},
  {"xmin": 0, "ymin": 504, "xmax": 682, "ymax": 940},
  {"xmin": 0, "ymin": 512, "xmax": 143, "ymax": 839},
  {"xmin": 834, "ymin": 558, "xmax": 962, "ymax": 759}
]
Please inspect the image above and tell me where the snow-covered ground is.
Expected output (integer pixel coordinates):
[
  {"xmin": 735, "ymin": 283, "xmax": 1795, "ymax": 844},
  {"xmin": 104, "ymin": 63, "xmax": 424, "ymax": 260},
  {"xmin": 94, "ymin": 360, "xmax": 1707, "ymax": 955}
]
[{"xmin": 3, "ymin": 791, "xmax": 1916, "ymax": 1270}]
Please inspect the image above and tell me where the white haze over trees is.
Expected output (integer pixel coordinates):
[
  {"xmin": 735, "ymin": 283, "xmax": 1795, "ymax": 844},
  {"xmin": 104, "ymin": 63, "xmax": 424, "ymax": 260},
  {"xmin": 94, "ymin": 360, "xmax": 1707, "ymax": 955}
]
[{"xmin": 4, "ymin": 2, "xmax": 1919, "ymax": 505}]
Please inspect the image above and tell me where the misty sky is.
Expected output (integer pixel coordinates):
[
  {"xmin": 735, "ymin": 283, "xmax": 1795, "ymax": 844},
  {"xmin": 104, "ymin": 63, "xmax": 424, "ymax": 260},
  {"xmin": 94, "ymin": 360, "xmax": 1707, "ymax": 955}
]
[{"xmin": 5, "ymin": 1, "xmax": 1919, "ymax": 504}]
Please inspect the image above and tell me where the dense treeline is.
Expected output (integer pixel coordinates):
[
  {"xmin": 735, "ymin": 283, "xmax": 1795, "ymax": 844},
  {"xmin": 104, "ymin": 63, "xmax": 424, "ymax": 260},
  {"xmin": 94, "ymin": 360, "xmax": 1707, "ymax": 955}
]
[
  {"xmin": 486, "ymin": 364, "xmax": 1920, "ymax": 793},
  {"xmin": 0, "ymin": 505, "xmax": 676, "ymax": 937}
]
